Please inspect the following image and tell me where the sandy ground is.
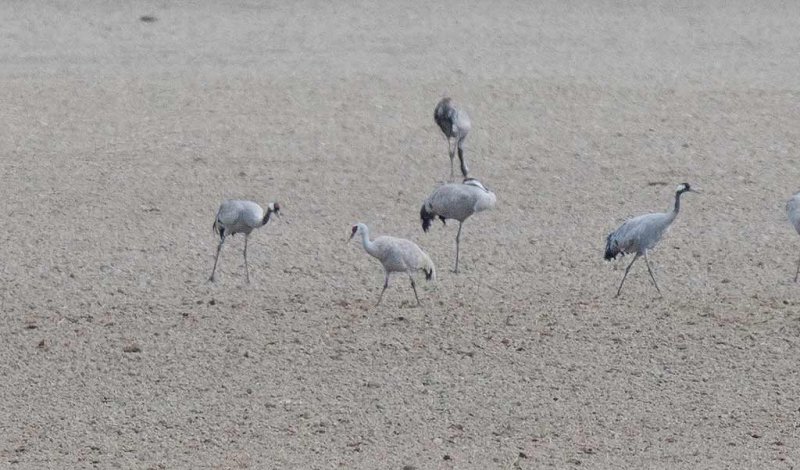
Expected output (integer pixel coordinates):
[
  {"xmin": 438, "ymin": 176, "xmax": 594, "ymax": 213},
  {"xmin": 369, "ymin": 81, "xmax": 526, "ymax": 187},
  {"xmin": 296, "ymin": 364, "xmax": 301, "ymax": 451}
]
[{"xmin": 3, "ymin": 1, "xmax": 800, "ymax": 468}]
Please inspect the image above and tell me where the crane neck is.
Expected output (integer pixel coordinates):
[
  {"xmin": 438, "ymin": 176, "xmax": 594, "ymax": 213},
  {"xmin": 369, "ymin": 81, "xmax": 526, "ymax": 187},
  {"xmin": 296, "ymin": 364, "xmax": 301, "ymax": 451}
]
[
  {"xmin": 261, "ymin": 209, "xmax": 274, "ymax": 226},
  {"xmin": 671, "ymin": 190, "xmax": 685, "ymax": 218},
  {"xmin": 359, "ymin": 226, "xmax": 377, "ymax": 256}
]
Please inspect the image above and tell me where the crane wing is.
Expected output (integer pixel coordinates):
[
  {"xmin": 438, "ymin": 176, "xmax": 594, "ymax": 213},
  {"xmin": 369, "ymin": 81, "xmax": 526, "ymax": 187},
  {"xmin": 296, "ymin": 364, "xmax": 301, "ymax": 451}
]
[
  {"xmin": 610, "ymin": 212, "xmax": 673, "ymax": 255},
  {"xmin": 216, "ymin": 200, "xmax": 245, "ymax": 226},
  {"xmin": 427, "ymin": 184, "xmax": 478, "ymax": 220},
  {"xmin": 453, "ymin": 109, "xmax": 471, "ymax": 136}
]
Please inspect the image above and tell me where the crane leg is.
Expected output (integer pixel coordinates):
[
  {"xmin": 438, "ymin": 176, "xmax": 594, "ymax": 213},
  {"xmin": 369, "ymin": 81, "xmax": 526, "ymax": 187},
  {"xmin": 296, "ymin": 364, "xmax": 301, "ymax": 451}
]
[
  {"xmin": 457, "ymin": 137, "xmax": 469, "ymax": 178},
  {"xmin": 643, "ymin": 250, "xmax": 661, "ymax": 295},
  {"xmin": 209, "ymin": 236, "xmax": 226, "ymax": 282},
  {"xmin": 408, "ymin": 273, "xmax": 421, "ymax": 306},
  {"xmin": 445, "ymin": 136, "xmax": 455, "ymax": 180},
  {"xmin": 243, "ymin": 235, "xmax": 250, "ymax": 283},
  {"xmin": 615, "ymin": 253, "xmax": 639, "ymax": 298},
  {"xmin": 795, "ymin": 256, "xmax": 800, "ymax": 282},
  {"xmin": 454, "ymin": 222, "xmax": 463, "ymax": 273},
  {"xmin": 376, "ymin": 271, "xmax": 389, "ymax": 307}
]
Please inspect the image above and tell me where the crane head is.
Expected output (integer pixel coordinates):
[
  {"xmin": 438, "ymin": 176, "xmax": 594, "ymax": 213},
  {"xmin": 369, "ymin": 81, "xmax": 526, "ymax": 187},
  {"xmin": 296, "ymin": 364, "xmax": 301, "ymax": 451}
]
[
  {"xmin": 348, "ymin": 223, "xmax": 364, "ymax": 242},
  {"xmin": 268, "ymin": 202, "xmax": 281, "ymax": 218},
  {"xmin": 676, "ymin": 183, "xmax": 699, "ymax": 194}
]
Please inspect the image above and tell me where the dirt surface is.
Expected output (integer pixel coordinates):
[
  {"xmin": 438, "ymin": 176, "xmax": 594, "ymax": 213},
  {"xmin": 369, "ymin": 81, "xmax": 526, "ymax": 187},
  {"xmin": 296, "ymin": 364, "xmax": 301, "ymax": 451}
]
[{"xmin": 3, "ymin": 1, "xmax": 800, "ymax": 468}]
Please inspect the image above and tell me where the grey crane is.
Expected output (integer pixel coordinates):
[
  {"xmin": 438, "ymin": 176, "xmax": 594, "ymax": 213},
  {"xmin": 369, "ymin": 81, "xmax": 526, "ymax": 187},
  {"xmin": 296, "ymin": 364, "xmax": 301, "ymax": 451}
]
[
  {"xmin": 209, "ymin": 200, "xmax": 281, "ymax": 283},
  {"xmin": 348, "ymin": 223, "xmax": 436, "ymax": 306},
  {"xmin": 434, "ymin": 97, "xmax": 472, "ymax": 180},
  {"xmin": 604, "ymin": 183, "xmax": 698, "ymax": 297},
  {"xmin": 420, "ymin": 178, "xmax": 496, "ymax": 273},
  {"xmin": 786, "ymin": 192, "xmax": 800, "ymax": 281}
]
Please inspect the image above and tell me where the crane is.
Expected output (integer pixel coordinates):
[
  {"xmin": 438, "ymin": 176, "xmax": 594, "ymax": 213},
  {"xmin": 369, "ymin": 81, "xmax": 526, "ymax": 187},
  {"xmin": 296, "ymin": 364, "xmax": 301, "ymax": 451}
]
[
  {"xmin": 434, "ymin": 97, "xmax": 472, "ymax": 180},
  {"xmin": 209, "ymin": 200, "xmax": 280, "ymax": 283},
  {"xmin": 348, "ymin": 223, "xmax": 435, "ymax": 306},
  {"xmin": 786, "ymin": 191, "xmax": 800, "ymax": 281},
  {"xmin": 604, "ymin": 183, "xmax": 698, "ymax": 297},
  {"xmin": 420, "ymin": 178, "xmax": 496, "ymax": 273}
]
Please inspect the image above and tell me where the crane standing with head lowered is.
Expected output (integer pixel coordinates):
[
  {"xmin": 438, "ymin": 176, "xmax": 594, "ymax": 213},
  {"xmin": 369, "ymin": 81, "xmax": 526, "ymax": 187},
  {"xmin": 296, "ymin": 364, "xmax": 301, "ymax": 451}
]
[
  {"xmin": 420, "ymin": 178, "xmax": 496, "ymax": 273},
  {"xmin": 434, "ymin": 97, "xmax": 472, "ymax": 180},
  {"xmin": 604, "ymin": 183, "xmax": 698, "ymax": 297}
]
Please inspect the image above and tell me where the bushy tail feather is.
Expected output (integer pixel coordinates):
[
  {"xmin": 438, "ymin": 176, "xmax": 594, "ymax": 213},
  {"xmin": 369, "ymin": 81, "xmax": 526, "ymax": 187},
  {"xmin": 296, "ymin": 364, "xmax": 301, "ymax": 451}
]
[
  {"xmin": 422, "ymin": 253, "xmax": 436, "ymax": 282},
  {"xmin": 212, "ymin": 219, "xmax": 223, "ymax": 238},
  {"xmin": 604, "ymin": 232, "xmax": 619, "ymax": 260},
  {"xmin": 420, "ymin": 203, "xmax": 435, "ymax": 232}
]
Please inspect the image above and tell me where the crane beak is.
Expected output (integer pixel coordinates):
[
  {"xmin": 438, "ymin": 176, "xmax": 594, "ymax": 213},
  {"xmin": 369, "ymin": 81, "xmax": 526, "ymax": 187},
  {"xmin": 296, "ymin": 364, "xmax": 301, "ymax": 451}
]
[
  {"xmin": 347, "ymin": 231, "xmax": 356, "ymax": 243},
  {"xmin": 689, "ymin": 188, "xmax": 701, "ymax": 194}
]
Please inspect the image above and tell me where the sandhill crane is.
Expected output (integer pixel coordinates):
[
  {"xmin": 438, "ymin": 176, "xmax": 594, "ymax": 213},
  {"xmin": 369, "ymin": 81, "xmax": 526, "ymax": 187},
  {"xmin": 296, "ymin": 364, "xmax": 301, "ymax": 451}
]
[
  {"xmin": 209, "ymin": 200, "xmax": 281, "ymax": 283},
  {"xmin": 604, "ymin": 183, "xmax": 698, "ymax": 297},
  {"xmin": 786, "ymin": 192, "xmax": 800, "ymax": 281},
  {"xmin": 348, "ymin": 223, "xmax": 436, "ymax": 306},
  {"xmin": 420, "ymin": 178, "xmax": 496, "ymax": 273},
  {"xmin": 434, "ymin": 97, "xmax": 472, "ymax": 180}
]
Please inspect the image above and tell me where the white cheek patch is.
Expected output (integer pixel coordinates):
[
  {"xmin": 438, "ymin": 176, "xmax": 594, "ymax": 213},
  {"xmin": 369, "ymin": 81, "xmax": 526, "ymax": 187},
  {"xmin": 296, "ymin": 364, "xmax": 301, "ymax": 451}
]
[{"xmin": 675, "ymin": 184, "xmax": 686, "ymax": 192}]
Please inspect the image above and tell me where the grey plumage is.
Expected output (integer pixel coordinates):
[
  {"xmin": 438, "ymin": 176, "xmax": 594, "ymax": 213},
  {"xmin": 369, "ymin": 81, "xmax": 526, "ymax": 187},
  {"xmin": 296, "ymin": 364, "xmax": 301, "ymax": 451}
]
[
  {"xmin": 349, "ymin": 223, "xmax": 436, "ymax": 306},
  {"xmin": 209, "ymin": 200, "xmax": 281, "ymax": 283},
  {"xmin": 604, "ymin": 183, "xmax": 697, "ymax": 297},
  {"xmin": 786, "ymin": 192, "xmax": 800, "ymax": 281},
  {"xmin": 434, "ymin": 97, "xmax": 472, "ymax": 179},
  {"xmin": 420, "ymin": 178, "xmax": 496, "ymax": 273}
]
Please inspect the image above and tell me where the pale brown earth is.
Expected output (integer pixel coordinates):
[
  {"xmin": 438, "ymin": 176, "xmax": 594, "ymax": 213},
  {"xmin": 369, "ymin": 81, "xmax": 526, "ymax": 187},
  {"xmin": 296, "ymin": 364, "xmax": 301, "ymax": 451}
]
[{"xmin": 3, "ymin": 1, "xmax": 800, "ymax": 468}]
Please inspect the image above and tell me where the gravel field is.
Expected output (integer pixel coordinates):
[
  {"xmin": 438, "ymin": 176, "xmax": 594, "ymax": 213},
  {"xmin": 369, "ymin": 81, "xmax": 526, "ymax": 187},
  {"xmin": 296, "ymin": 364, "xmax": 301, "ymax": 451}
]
[{"xmin": 2, "ymin": 1, "xmax": 800, "ymax": 468}]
